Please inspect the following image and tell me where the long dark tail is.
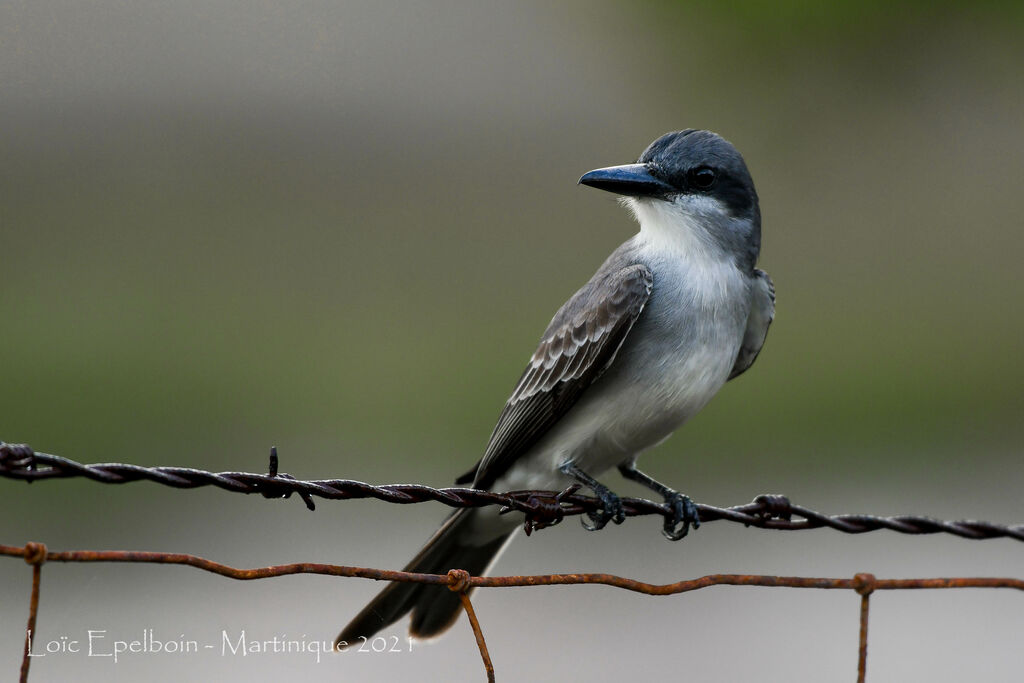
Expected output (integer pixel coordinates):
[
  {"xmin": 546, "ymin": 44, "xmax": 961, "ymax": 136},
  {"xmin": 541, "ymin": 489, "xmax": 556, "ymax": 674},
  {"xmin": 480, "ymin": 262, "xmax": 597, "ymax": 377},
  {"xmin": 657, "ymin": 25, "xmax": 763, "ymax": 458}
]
[{"xmin": 336, "ymin": 509, "xmax": 513, "ymax": 644}]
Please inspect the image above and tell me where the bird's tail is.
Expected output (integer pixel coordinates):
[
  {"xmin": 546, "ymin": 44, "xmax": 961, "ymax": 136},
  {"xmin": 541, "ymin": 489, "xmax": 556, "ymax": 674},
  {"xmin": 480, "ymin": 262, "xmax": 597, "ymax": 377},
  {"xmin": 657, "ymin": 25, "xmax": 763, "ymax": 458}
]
[{"xmin": 335, "ymin": 508, "xmax": 513, "ymax": 644}]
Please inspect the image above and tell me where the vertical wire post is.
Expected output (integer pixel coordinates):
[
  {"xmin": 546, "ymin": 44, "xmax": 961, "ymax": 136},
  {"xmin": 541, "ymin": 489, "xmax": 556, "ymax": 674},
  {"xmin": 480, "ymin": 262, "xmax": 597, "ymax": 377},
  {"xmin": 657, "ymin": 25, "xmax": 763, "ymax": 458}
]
[
  {"xmin": 20, "ymin": 543, "xmax": 47, "ymax": 683},
  {"xmin": 448, "ymin": 569, "xmax": 495, "ymax": 682},
  {"xmin": 853, "ymin": 573, "xmax": 876, "ymax": 683}
]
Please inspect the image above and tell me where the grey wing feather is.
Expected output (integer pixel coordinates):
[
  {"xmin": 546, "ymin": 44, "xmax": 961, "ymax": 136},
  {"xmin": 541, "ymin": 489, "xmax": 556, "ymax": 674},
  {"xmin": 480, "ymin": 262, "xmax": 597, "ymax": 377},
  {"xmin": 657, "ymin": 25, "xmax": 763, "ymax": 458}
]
[
  {"xmin": 458, "ymin": 264, "xmax": 653, "ymax": 489},
  {"xmin": 729, "ymin": 269, "xmax": 775, "ymax": 380}
]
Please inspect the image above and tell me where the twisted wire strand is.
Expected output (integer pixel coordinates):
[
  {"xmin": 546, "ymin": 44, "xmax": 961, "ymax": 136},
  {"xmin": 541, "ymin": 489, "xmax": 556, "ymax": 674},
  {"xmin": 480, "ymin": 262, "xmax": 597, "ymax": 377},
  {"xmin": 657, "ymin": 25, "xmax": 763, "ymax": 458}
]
[{"xmin": 3, "ymin": 442, "xmax": 1023, "ymax": 541}]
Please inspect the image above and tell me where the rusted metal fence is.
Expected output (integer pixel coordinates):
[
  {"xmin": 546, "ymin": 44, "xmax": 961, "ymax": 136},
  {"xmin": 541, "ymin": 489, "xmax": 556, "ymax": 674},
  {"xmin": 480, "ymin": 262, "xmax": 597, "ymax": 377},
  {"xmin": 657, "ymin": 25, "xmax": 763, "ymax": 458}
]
[{"xmin": 3, "ymin": 441, "xmax": 1023, "ymax": 682}]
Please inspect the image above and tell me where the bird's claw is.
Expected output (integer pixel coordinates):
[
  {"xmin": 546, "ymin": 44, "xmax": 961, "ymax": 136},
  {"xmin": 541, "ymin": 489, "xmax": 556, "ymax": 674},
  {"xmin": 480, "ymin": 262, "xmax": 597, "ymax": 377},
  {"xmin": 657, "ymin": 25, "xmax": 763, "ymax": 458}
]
[
  {"xmin": 581, "ymin": 489, "xmax": 626, "ymax": 531},
  {"xmin": 662, "ymin": 491, "xmax": 700, "ymax": 541}
]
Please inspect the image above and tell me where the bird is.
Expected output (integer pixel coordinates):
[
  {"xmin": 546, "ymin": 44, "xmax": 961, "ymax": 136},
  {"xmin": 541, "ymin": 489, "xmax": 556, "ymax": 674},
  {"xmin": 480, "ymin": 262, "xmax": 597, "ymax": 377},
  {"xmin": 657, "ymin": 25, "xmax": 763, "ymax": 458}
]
[{"xmin": 336, "ymin": 129, "xmax": 774, "ymax": 644}]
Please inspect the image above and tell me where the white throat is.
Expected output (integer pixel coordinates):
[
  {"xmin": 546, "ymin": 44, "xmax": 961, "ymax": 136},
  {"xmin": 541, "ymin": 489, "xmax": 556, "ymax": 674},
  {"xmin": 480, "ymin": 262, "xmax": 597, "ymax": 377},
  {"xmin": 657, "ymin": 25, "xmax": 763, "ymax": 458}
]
[{"xmin": 623, "ymin": 196, "xmax": 729, "ymax": 263}]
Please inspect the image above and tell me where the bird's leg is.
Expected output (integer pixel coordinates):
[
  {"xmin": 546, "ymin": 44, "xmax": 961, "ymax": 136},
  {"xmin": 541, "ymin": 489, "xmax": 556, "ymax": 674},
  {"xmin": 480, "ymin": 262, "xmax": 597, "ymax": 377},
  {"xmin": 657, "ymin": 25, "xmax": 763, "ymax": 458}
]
[
  {"xmin": 617, "ymin": 463, "xmax": 700, "ymax": 541},
  {"xmin": 558, "ymin": 462, "xmax": 626, "ymax": 531}
]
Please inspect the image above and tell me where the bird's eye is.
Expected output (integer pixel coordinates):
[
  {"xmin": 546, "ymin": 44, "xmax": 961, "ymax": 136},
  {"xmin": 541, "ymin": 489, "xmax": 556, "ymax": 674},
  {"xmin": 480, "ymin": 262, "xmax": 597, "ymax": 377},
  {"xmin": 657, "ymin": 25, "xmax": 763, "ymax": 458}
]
[{"xmin": 689, "ymin": 166, "xmax": 717, "ymax": 190}]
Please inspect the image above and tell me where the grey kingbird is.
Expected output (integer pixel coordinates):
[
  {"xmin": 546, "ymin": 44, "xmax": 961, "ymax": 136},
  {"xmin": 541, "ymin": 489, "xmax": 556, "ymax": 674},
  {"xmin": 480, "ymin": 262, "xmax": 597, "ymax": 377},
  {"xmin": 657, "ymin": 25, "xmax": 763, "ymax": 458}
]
[{"xmin": 337, "ymin": 129, "xmax": 774, "ymax": 643}]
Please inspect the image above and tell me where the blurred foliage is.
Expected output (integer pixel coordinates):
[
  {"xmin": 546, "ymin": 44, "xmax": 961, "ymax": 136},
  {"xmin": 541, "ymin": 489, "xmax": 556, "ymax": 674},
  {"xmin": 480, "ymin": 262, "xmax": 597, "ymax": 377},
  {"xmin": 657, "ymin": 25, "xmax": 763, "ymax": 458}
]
[{"xmin": 656, "ymin": 0, "xmax": 1024, "ymax": 33}]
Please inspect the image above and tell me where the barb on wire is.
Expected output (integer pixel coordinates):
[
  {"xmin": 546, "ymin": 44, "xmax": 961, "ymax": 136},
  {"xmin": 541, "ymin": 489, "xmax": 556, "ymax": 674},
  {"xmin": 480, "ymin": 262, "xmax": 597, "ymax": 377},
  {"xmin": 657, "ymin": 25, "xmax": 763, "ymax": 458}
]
[{"xmin": 3, "ymin": 441, "xmax": 1024, "ymax": 542}]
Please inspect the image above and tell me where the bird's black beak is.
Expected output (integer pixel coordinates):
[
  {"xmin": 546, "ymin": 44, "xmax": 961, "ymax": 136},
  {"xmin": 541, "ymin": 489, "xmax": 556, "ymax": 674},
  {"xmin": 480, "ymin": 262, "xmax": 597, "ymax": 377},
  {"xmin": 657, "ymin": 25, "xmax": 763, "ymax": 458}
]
[{"xmin": 578, "ymin": 163, "xmax": 675, "ymax": 198}]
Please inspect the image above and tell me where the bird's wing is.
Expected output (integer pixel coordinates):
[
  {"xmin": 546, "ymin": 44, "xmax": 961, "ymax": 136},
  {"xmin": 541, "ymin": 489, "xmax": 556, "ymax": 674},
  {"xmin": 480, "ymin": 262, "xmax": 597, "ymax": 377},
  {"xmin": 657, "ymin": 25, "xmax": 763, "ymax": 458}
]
[
  {"xmin": 457, "ymin": 264, "xmax": 653, "ymax": 489},
  {"xmin": 728, "ymin": 268, "xmax": 775, "ymax": 380}
]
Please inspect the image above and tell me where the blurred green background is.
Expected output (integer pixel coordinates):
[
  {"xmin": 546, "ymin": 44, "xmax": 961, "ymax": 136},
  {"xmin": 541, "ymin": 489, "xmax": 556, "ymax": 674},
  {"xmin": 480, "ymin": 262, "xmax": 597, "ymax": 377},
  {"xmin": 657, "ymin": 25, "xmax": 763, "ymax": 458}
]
[{"xmin": 2, "ymin": 1, "xmax": 1022, "ymax": 681}]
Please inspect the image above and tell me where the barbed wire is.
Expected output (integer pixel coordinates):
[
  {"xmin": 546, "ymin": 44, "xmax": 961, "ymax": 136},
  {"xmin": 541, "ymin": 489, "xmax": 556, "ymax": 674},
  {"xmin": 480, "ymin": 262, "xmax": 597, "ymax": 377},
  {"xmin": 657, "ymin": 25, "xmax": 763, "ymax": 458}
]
[
  {"xmin": 2, "ymin": 441, "xmax": 1023, "ymax": 541},
  {"xmin": 5, "ymin": 440, "xmax": 1024, "ymax": 681},
  {"xmin": 5, "ymin": 540, "xmax": 1024, "ymax": 683}
]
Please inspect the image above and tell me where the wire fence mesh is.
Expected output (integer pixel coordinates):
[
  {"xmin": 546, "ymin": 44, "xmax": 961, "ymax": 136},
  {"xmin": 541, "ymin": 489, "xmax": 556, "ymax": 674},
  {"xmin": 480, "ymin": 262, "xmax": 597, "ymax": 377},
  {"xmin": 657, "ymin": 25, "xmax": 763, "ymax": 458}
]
[{"xmin": 3, "ymin": 441, "xmax": 1023, "ymax": 682}]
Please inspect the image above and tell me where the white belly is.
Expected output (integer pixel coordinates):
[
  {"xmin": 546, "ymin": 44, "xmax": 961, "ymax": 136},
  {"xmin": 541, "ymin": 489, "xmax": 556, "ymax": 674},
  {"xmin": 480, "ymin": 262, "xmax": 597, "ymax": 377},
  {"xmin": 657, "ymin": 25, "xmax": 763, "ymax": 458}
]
[{"xmin": 491, "ymin": 330, "xmax": 740, "ymax": 493}]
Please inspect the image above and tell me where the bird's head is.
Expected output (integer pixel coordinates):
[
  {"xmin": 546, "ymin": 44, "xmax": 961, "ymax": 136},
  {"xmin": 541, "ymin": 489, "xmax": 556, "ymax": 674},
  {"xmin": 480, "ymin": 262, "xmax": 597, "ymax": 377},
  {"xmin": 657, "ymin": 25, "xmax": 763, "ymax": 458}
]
[{"xmin": 579, "ymin": 130, "xmax": 761, "ymax": 269}]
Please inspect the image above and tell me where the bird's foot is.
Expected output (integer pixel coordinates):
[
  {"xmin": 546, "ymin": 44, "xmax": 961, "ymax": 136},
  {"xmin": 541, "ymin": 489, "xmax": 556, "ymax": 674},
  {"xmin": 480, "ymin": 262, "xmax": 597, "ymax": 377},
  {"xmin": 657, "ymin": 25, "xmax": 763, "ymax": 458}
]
[
  {"xmin": 582, "ymin": 487, "xmax": 626, "ymax": 531},
  {"xmin": 615, "ymin": 463, "xmax": 700, "ymax": 541},
  {"xmin": 661, "ymin": 490, "xmax": 700, "ymax": 541},
  {"xmin": 559, "ymin": 461, "xmax": 626, "ymax": 532}
]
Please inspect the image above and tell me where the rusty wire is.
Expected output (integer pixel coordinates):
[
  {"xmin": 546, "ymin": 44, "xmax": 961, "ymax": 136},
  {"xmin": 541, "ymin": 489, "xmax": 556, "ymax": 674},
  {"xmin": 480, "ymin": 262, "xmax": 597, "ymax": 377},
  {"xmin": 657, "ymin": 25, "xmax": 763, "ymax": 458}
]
[
  {"xmin": 855, "ymin": 574, "xmax": 874, "ymax": 683},
  {"xmin": 18, "ymin": 543, "xmax": 45, "ymax": 683},
  {"xmin": 4, "ymin": 542, "xmax": 1024, "ymax": 682},
  {"xmin": 5, "ymin": 439, "xmax": 1024, "ymax": 680},
  {"xmin": 3, "ymin": 442, "xmax": 1024, "ymax": 541}
]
